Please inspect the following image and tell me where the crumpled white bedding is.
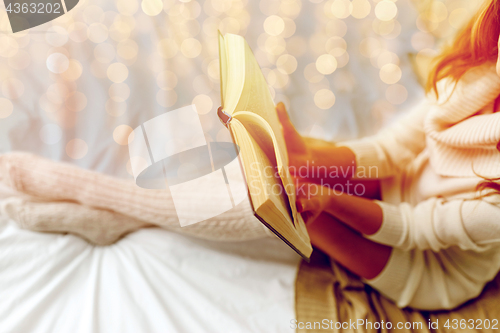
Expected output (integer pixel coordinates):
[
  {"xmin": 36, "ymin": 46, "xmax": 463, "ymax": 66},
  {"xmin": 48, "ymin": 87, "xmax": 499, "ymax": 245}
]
[{"xmin": 0, "ymin": 211, "xmax": 300, "ymax": 333}]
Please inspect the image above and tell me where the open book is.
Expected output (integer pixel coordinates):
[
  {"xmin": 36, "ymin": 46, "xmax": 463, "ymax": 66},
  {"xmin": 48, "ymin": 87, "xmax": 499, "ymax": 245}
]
[{"xmin": 218, "ymin": 32, "xmax": 312, "ymax": 260}]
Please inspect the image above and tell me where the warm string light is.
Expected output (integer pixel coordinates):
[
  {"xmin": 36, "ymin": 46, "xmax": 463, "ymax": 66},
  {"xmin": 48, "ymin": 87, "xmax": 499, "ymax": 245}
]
[{"xmin": 0, "ymin": 0, "xmax": 481, "ymax": 161}]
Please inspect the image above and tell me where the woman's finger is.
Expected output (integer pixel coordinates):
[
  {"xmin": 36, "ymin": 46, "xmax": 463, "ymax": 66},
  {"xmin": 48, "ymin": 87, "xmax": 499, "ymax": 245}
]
[
  {"xmin": 276, "ymin": 102, "xmax": 294, "ymax": 132},
  {"xmin": 296, "ymin": 196, "xmax": 322, "ymax": 213},
  {"xmin": 276, "ymin": 102, "xmax": 307, "ymax": 150}
]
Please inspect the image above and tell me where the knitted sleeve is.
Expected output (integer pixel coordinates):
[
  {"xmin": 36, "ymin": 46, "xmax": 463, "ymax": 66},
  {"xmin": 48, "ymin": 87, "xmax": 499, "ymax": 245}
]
[
  {"xmin": 365, "ymin": 196, "xmax": 500, "ymax": 251},
  {"xmin": 337, "ymin": 99, "xmax": 430, "ymax": 179},
  {"xmin": 0, "ymin": 152, "xmax": 274, "ymax": 244}
]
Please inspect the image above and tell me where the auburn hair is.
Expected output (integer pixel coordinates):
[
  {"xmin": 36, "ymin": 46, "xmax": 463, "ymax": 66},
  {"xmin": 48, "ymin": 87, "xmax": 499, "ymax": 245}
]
[
  {"xmin": 425, "ymin": 0, "xmax": 500, "ymax": 195},
  {"xmin": 426, "ymin": 0, "xmax": 500, "ymax": 97}
]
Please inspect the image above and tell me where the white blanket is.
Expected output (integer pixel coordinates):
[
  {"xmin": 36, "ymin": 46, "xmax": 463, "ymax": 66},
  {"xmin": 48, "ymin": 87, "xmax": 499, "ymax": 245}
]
[{"xmin": 0, "ymin": 213, "xmax": 299, "ymax": 333}]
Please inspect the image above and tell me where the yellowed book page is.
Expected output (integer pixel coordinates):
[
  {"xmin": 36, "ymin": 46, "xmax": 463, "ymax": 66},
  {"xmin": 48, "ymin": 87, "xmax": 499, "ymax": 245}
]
[
  {"xmin": 220, "ymin": 34, "xmax": 245, "ymax": 116},
  {"xmin": 232, "ymin": 111, "xmax": 297, "ymax": 223},
  {"xmin": 231, "ymin": 120, "xmax": 311, "ymax": 258},
  {"xmin": 218, "ymin": 32, "xmax": 228, "ymax": 107},
  {"xmin": 230, "ymin": 119, "xmax": 293, "ymax": 222},
  {"xmin": 223, "ymin": 34, "xmax": 299, "ymax": 225},
  {"xmin": 258, "ymin": 202, "xmax": 312, "ymax": 258},
  {"xmin": 219, "ymin": 33, "xmax": 311, "ymax": 258}
]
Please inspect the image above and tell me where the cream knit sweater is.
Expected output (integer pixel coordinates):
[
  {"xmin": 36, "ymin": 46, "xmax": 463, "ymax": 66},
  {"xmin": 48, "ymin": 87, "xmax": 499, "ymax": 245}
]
[
  {"xmin": 0, "ymin": 152, "xmax": 273, "ymax": 245},
  {"xmin": 339, "ymin": 64, "xmax": 500, "ymax": 310}
]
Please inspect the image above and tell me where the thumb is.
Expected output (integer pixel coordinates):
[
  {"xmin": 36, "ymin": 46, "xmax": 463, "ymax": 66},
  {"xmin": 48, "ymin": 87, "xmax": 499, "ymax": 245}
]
[
  {"xmin": 276, "ymin": 102, "xmax": 306, "ymax": 149},
  {"xmin": 297, "ymin": 196, "xmax": 321, "ymax": 213}
]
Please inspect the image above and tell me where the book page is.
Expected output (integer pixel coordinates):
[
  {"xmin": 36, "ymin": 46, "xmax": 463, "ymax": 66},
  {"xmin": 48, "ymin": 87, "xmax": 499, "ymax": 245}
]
[
  {"xmin": 231, "ymin": 35, "xmax": 297, "ymax": 223},
  {"xmin": 219, "ymin": 33, "xmax": 311, "ymax": 258},
  {"xmin": 230, "ymin": 119, "xmax": 311, "ymax": 257},
  {"xmin": 230, "ymin": 119, "xmax": 292, "ymax": 222},
  {"xmin": 218, "ymin": 32, "xmax": 228, "ymax": 109}
]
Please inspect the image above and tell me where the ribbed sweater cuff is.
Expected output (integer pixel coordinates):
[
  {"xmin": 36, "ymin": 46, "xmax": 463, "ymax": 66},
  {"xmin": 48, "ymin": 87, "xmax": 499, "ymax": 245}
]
[
  {"xmin": 362, "ymin": 248, "xmax": 411, "ymax": 303},
  {"xmin": 336, "ymin": 139, "xmax": 382, "ymax": 179},
  {"xmin": 364, "ymin": 200, "xmax": 405, "ymax": 247}
]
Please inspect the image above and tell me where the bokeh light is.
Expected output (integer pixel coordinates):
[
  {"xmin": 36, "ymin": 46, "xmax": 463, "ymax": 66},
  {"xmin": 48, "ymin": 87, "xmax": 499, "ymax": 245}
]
[
  {"xmin": 276, "ymin": 54, "xmax": 298, "ymax": 74},
  {"xmin": 376, "ymin": 51, "xmax": 399, "ymax": 69},
  {"xmin": 61, "ymin": 60, "xmax": 83, "ymax": 81},
  {"xmin": 107, "ymin": 62, "xmax": 129, "ymax": 83},
  {"xmin": 330, "ymin": 0, "xmax": 351, "ymax": 19},
  {"xmin": 66, "ymin": 139, "xmax": 89, "ymax": 159},
  {"xmin": 193, "ymin": 94, "xmax": 213, "ymax": 115},
  {"xmin": 379, "ymin": 63, "xmax": 402, "ymax": 84},
  {"xmin": 47, "ymin": 53, "xmax": 70, "ymax": 74},
  {"xmin": 264, "ymin": 15, "xmax": 285, "ymax": 36},
  {"xmin": 65, "ymin": 91, "xmax": 88, "ymax": 112},
  {"xmin": 326, "ymin": 37, "xmax": 347, "ymax": 57},
  {"xmin": 1, "ymin": 0, "xmax": 474, "ymax": 174},
  {"xmin": 449, "ymin": 8, "xmax": 469, "ymax": 29},
  {"xmin": 316, "ymin": 54, "xmax": 338, "ymax": 75},
  {"xmin": 375, "ymin": 1, "xmax": 398, "ymax": 22},
  {"xmin": 113, "ymin": 124, "xmax": 134, "ymax": 145},
  {"xmin": 304, "ymin": 63, "xmax": 324, "ymax": 83},
  {"xmin": 88, "ymin": 23, "xmax": 109, "ymax": 43},
  {"xmin": 181, "ymin": 38, "xmax": 202, "ymax": 58},
  {"xmin": 109, "ymin": 82, "xmax": 131, "ymax": 101},
  {"xmin": 314, "ymin": 89, "xmax": 336, "ymax": 109},
  {"xmin": 350, "ymin": 0, "xmax": 371, "ymax": 19},
  {"xmin": 142, "ymin": 0, "xmax": 163, "ymax": 16}
]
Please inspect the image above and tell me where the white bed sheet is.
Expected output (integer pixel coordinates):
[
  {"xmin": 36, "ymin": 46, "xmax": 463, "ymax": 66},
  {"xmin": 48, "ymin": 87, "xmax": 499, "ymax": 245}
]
[{"xmin": 0, "ymin": 211, "xmax": 300, "ymax": 333}]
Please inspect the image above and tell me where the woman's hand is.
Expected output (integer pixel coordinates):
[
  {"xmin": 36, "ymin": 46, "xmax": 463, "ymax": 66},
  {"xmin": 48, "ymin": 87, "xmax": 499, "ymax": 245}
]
[
  {"xmin": 276, "ymin": 102, "xmax": 357, "ymax": 181},
  {"xmin": 295, "ymin": 179, "xmax": 331, "ymax": 225},
  {"xmin": 295, "ymin": 178, "xmax": 383, "ymax": 235},
  {"xmin": 276, "ymin": 102, "xmax": 314, "ymax": 170}
]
